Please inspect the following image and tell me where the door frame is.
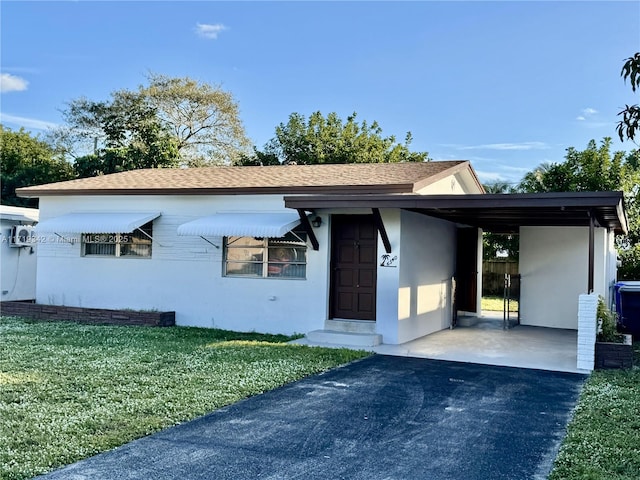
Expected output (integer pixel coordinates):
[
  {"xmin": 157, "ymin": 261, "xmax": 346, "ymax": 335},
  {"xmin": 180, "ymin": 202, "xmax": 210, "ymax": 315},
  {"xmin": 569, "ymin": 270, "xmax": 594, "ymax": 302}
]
[{"xmin": 329, "ymin": 214, "xmax": 378, "ymax": 321}]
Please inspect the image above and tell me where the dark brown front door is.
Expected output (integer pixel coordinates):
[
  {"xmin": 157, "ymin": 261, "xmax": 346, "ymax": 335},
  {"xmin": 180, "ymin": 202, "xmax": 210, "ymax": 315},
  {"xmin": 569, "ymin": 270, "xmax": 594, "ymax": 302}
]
[
  {"xmin": 330, "ymin": 215, "xmax": 377, "ymax": 320},
  {"xmin": 456, "ymin": 227, "xmax": 479, "ymax": 313}
]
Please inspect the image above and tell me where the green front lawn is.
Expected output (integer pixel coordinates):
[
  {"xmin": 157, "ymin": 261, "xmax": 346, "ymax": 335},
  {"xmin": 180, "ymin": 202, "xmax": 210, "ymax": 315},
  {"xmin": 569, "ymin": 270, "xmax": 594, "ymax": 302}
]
[
  {"xmin": 481, "ymin": 295, "xmax": 519, "ymax": 312},
  {"xmin": 0, "ymin": 317, "xmax": 370, "ymax": 480},
  {"xmin": 549, "ymin": 343, "xmax": 640, "ymax": 480},
  {"xmin": 3, "ymin": 316, "xmax": 639, "ymax": 480}
]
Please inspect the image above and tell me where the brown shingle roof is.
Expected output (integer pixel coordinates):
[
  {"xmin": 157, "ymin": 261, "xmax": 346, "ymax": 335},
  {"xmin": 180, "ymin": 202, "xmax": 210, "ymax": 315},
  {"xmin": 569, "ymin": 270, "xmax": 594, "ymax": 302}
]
[{"xmin": 17, "ymin": 161, "xmax": 474, "ymax": 197}]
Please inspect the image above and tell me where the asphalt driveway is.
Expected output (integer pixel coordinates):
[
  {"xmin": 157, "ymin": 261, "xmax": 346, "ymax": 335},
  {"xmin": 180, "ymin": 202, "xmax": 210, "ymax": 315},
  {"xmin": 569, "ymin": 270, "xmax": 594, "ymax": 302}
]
[{"xmin": 37, "ymin": 355, "xmax": 586, "ymax": 480}]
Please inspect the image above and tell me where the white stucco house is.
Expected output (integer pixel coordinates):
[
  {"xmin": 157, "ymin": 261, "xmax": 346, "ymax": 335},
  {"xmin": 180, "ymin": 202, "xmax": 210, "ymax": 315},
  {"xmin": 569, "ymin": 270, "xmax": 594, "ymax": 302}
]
[
  {"xmin": 15, "ymin": 161, "xmax": 627, "ymax": 366},
  {"xmin": 0, "ymin": 205, "xmax": 39, "ymax": 301}
]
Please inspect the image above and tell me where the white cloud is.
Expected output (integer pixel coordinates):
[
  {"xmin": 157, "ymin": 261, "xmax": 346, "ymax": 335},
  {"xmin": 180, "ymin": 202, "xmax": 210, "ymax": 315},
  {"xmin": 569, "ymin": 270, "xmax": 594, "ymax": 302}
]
[
  {"xmin": 474, "ymin": 169, "xmax": 528, "ymax": 185},
  {"xmin": 441, "ymin": 142, "xmax": 550, "ymax": 151},
  {"xmin": 0, "ymin": 113, "xmax": 58, "ymax": 130},
  {"xmin": 0, "ymin": 73, "xmax": 29, "ymax": 93},
  {"xmin": 474, "ymin": 170, "xmax": 508, "ymax": 183},
  {"xmin": 195, "ymin": 23, "xmax": 228, "ymax": 39},
  {"xmin": 473, "ymin": 163, "xmax": 535, "ymax": 185},
  {"xmin": 577, "ymin": 107, "xmax": 598, "ymax": 121},
  {"xmin": 501, "ymin": 165, "xmax": 534, "ymax": 175}
]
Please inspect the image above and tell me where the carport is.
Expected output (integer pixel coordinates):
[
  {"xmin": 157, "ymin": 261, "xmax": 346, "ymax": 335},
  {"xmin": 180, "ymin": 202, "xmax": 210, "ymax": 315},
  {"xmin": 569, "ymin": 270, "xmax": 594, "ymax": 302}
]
[
  {"xmin": 286, "ymin": 191, "xmax": 627, "ymax": 296},
  {"xmin": 286, "ymin": 191, "xmax": 628, "ymax": 372}
]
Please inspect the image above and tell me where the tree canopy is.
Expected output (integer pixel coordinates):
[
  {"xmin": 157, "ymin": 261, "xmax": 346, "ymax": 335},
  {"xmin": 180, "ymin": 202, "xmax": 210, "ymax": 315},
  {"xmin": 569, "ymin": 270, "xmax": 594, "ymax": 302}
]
[
  {"xmin": 617, "ymin": 52, "xmax": 640, "ymax": 143},
  {"xmin": 0, "ymin": 125, "xmax": 75, "ymax": 207},
  {"xmin": 68, "ymin": 91, "xmax": 181, "ymax": 177},
  {"xmin": 240, "ymin": 111, "xmax": 430, "ymax": 165},
  {"xmin": 518, "ymin": 138, "xmax": 640, "ymax": 279},
  {"xmin": 50, "ymin": 73, "xmax": 251, "ymax": 176},
  {"xmin": 141, "ymin": 73, "xmax": 251, "ymax": 165},
  {"xmin": 519, "ymin": 138, "xmax": 627, "ymax": 193}
]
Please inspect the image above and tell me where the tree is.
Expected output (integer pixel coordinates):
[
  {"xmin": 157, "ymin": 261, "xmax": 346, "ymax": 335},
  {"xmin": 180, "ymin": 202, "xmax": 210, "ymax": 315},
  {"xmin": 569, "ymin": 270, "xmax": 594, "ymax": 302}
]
[
  {"xmin": 519, "ymin": 162, "xmax": 569, "ymax": 193},
  {"xmin": 519, "ymin": 138, "xmax": 640, "ymax": 279},
  {"xmin": 617, "ymin": 52, "xmax": 640, "ymax": 143},
  {"xmin": 519, "ymin": 139, "xmax": 626, "ymax": 193},
  {"xmin": 242, "ymin": 111, "xmax": 429, "ymax": 165},
  {"xmin": 482, "ymin": 181, "xmax": 519, "ymax": 260},
  {"xmin": 68, "ymin": 91, "xmax": 181, "ymax": 177},
  {"xmin": 141, "ymin": 73, "xmax": 251, "ymax": 166},
  {"xmin": 50, "ymin": 73, "xmax": 251, "ymax": 174},
  {"xmin": 616, "ymin": 149, "xmax": 640, "ymax": 279},
  {"xmin": 0, "ymin": 125, "xmax": 75, "ymax": 207},
  {"xmin": 236, "ymin": 147, "xmax": 281, "ymax": 166}
]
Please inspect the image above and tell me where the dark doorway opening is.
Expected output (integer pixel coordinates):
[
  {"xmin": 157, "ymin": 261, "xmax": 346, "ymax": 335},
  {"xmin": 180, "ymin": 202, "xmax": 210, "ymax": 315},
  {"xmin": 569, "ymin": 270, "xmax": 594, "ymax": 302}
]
[{"xmin": 455, "ymin": 227, "xmax": 479, "ymax": 315}]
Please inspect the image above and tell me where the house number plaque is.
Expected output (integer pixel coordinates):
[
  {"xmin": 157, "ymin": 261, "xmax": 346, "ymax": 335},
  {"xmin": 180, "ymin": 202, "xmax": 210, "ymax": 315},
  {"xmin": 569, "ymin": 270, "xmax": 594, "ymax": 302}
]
[{"xmin": 380, "ymin": 254, "xmax": 398, "ymax": 267}]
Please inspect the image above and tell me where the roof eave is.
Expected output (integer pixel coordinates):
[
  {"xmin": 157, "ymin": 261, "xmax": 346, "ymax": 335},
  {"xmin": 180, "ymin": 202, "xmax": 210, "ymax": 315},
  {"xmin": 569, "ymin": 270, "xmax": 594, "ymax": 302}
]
[
  {"xmin": 16, "ymin": 183, "xmax": 417, "ymax": 198},
  {"xmin": 283, "ymin": 191, "xmax": 628, "ymax": 233},
  {"xmin": 283, "ymin": 191, "xmax": 625, "ymax": 207},
  {"xmin": 616, "ymin": 198, "xmax": 629, "ymax": 234}
]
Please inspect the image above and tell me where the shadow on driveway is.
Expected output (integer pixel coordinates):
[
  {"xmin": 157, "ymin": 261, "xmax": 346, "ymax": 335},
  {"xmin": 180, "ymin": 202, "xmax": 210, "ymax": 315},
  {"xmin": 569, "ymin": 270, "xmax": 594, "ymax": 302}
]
[{"xmin": 37, "ymin": 355, "xmax": 586, "ymax": 480}]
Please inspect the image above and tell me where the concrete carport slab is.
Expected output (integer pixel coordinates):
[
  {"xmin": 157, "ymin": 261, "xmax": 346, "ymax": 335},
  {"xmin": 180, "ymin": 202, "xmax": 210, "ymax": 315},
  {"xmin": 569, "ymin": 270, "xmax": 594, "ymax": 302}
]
[
  {"xmin": 296, "ymin": 314, "xmax": 585, "ymax": 373},
  {"xmin": 37, "ymin": 355, "xmax": 586, "ymax": 480},
  {"xmin": 375, "ymin": 316, "xmax": 585, "ymax": 373}
]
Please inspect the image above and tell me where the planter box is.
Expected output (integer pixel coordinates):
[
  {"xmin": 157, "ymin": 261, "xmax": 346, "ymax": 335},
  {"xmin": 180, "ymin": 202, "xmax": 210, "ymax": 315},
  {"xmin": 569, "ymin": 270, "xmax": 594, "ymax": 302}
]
[
  {"xmin": 595, "ymin": 334, "xmax": 634, "ymax": 370},
  {"xmin": 0, "ymin": 301, "xmax": 175, "ymax": 327}
]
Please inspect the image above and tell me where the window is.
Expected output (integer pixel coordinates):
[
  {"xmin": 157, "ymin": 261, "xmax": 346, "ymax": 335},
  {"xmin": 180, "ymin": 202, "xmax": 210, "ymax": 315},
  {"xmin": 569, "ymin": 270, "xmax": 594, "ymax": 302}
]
[
  {"xmin": 224, "ymin": 228, "xmax": 307, "ymax": 279},
  {"xmin": 82, "ymin": 222, "xmax": 153, "ymax": 258}
]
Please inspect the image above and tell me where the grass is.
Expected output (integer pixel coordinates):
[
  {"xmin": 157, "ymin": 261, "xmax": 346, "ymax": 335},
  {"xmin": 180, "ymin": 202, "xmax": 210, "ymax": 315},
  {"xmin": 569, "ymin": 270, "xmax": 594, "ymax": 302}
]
[
  {"xmin": 0, "ymin": 317, "xmax": 371, "ymax": 480},
  {"xmin": 481, "ymin": 295, "xmax": 519, "ymax": 312},
  {"xmin": 4, "ymin": 316, "xmax": 640, "ymax": 480},
  {"xmin": 549, "ymin": 342, "xmax": 640, "ymax": 480}
]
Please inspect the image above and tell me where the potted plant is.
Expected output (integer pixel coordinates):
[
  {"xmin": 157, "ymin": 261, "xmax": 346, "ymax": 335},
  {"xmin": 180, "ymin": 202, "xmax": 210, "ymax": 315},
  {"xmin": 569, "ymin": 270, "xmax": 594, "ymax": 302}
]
[{"xmin": 595, "ymin": 296, "xmax": 633, "ymax": 369}]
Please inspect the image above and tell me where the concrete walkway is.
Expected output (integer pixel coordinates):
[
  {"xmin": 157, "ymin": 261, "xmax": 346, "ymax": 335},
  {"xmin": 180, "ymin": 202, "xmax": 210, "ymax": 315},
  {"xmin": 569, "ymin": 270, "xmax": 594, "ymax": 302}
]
[
  {"xmin": 37, "ymin": 355, "xmax": 586, "ymax": 480},
  {"xmin": 295, "ymin": 314, "xmax": 584, "ymax": 373}
]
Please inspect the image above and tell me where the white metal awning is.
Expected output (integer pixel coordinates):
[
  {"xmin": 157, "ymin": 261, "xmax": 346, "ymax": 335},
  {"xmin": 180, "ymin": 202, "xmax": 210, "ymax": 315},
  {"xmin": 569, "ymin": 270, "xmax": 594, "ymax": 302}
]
[
  {"xmin": 177, "ymin": 212, "xmax": 302, "ymax": 238},
  {"xmin": 35, "ymin": 212, "xmax": 161, "ymax": 234}
]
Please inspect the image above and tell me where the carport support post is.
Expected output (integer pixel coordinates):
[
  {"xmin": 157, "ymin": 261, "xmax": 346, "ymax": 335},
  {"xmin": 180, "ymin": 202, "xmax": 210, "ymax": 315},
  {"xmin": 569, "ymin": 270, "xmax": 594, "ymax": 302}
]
[{"xmin": 588, "ymin": 211, "xmax": 595, "ymax": 294}]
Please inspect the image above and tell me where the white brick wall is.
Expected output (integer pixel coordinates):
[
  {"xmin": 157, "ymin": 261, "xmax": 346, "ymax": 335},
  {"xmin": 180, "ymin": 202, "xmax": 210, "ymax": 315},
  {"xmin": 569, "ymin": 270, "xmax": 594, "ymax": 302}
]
[{"xmin": 577, "ymin": 293, "xmax": 598, "ymax": 371}]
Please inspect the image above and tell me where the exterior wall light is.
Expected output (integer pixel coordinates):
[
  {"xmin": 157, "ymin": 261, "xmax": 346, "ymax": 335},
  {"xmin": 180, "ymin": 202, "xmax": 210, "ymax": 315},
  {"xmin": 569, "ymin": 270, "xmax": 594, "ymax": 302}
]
[{"xmin": 311, "ymin": 216, "xmax": 322, "ymax": 228}]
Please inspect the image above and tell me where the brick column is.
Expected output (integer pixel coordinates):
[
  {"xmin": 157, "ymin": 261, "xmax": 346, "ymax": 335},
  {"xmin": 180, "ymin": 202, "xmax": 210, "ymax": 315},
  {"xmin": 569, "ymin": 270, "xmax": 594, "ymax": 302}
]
[{"xmin": 577, "ymin": 293, "xmax": 597, "ymax": 371}]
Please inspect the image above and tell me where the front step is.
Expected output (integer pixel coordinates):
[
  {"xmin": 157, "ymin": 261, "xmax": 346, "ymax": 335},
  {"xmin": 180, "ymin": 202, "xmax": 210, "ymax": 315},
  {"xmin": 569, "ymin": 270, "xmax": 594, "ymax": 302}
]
[
  {"xmin": 457, "ymin": 315, "xmax": 479, "ymax": 327},
  {"xmin": 306, "ymin": 329, "xmax": 383, "ymax": 347},
  {"xmin": 325, "ymin": 319, "xmax": 377, "ymax": 334}
]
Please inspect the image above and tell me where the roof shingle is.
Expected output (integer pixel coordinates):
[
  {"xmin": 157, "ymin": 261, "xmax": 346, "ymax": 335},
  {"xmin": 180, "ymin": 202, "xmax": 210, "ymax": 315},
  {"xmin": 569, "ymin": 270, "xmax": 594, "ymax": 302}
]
[{"xmin": 17, "ymin": 161, "xmax": 473, "ymax": 197}]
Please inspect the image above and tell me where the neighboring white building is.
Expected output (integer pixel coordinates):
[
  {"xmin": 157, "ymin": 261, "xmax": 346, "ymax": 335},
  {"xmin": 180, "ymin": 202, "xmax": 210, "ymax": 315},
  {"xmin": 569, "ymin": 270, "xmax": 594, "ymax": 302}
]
[
  {"xmin": 15, "ymin": 162, "xmax": 627, "ymax": 354},
  {"xmin": 0, "ymin": 205, "xmax": 39, "ymax": 301}
]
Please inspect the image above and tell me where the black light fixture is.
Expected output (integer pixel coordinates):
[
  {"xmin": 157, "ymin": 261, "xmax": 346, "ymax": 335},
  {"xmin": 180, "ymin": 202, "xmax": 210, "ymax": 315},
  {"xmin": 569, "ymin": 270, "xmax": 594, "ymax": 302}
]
[{"xmin": 311, "ymin": 216, "xmax": 322, "ymax": 228}]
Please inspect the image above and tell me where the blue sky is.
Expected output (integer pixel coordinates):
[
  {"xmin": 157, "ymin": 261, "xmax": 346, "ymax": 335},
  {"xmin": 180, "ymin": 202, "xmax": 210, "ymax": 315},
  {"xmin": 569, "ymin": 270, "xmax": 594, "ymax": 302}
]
[{"xmin": 1, "ymin": 1, "xmax": 638, "ymax": 185}]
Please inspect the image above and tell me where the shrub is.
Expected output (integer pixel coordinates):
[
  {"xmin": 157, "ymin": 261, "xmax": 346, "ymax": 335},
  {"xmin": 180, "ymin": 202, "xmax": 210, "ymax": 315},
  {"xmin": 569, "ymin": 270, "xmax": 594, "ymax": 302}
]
[{"xmin": 597, "ymin": 296, "xmax": 622, "ymax": 343}]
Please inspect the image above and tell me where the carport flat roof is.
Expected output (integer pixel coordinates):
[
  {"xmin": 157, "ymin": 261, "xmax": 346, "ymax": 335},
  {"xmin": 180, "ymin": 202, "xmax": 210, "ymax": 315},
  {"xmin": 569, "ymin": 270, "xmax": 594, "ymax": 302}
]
[{"xmin": 284, "ymin": 191, "xmax": 628, "ymax": 234}]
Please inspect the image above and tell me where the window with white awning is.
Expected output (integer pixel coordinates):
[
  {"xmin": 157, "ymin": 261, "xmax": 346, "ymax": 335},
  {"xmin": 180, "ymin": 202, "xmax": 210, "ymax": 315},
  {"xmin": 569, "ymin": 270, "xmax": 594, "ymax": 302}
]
[
  {"xmin": 176, "ymin": 212, "xmax": 303, "ymax": 238},
  {"xmin": 35, "ymin": 212, "xmax": 161, "ymax": 234},
  {"xmin": 35, "ymin": 212, "xmax": 161, "ymax": 258},
  {"xmin": 177, "ymin": 212, "xmax": 311, "ymax": 279}
]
